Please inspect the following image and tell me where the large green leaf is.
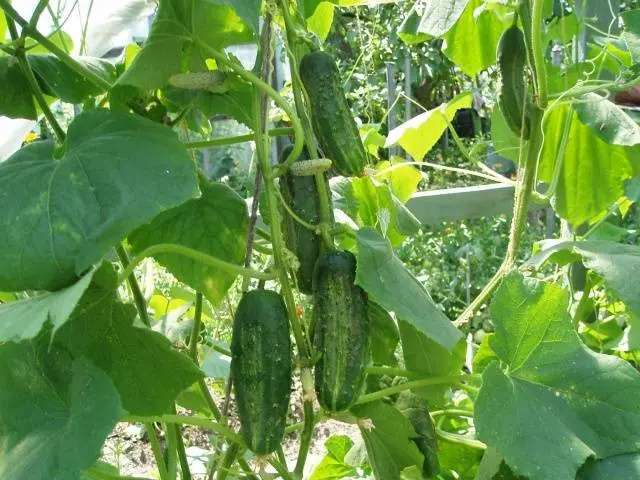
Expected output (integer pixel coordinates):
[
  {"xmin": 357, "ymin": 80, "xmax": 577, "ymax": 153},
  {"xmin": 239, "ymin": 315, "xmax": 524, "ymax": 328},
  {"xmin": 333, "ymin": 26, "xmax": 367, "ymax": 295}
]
[
  {"xmin": 538, "ymin": 103, "xmax": 636, "ymax": 226},
  {"xmin": 475, "ymin": 272, "xmax": 640, "ymax": 480},
  {"xmin": 621, "ymin": 9, "xmax": 640, "ymax": 62},
  {"xmin": 117, "ymin": 0, "xmax": 255, "ymax": 90},
  {"xmin": 130, "ymin": 180, "xmax": 247, "ymax": 306},
  {"xmin": 0, "ymin": 109, "xmax": 199, "ymax": 292},
  {"xmin": 402, "ymin": 0, "xmax": 469, "ymax": 37},
  {"xmin": 0, "ymin": 268, "xmax": 95, "ymax": 343},
  {"xmin": 399, "ymin": 321, "xmax": 465, "ymax": 405},
  {"xmin": 355, "ymin": 228, "xmax": 462, "ymax": 350},
  {"xmin": 578, "ymin": 453, "xmax": 640, "ymax": 479},
  {"xmin": 53, "ymin": 283, "xmax": 203, "ymax": 416},
  {"xmin": 527, "ymin": 240, "xmax": 640, "ymax": 318},
  {"xmin": 573, "ymin": 93, "xmax": 640, "ymax": 146},
  {"xmin": 165, "ymin": 79, "xmax": 255, "ymax": 129},
  {"xmin": 0, "ymin": 56, "xmax": 38, "ymax": 119},
  {"xmin": 310, "ymin": 435, "xmax": 357, "ymax": 480},
  {"xmin": 385, "ymin": 92, "xmax": 472, "ymax": 160},
  {"xmin": 0, "ymin": 54, "xmax": 115, "ymax": 119},
  {"xmin": 206, "ymin": 0, "xmax": 261, "ymax": 35},
  {"xmin": 352, "ymin": 401, "xmax": 424, "ymax": 479},
  {"xmin": 442, "ymin": 0, "xmax": 510, "ymax": 77},
  {"xmin": 369, "ymin": 301, "xmax": 399, "ymax": 366},
  {"xmin": 0, "ymin": 340, "xmax": 122, "ymax": 480}
]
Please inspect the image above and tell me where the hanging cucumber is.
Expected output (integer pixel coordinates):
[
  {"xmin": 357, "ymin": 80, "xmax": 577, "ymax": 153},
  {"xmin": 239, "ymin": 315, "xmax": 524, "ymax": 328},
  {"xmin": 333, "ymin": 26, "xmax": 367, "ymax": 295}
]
[
  {"xmin": 497, "ymin": 25, "xmax": 531, "ymax": 140},
  {"xmin": 313, "ymin": 250, "xmax": 370, "ymax": 411},
  {"xmin": 299, "ymin": 51, "xmax": 368, "ymax": 177},
  {"xmin": 279, "ymin": 145, "xmax": 332, "ymax": 294},
  {"xmin": 230, "ymin": 289, "xmax": 292, "ymax": 455}
]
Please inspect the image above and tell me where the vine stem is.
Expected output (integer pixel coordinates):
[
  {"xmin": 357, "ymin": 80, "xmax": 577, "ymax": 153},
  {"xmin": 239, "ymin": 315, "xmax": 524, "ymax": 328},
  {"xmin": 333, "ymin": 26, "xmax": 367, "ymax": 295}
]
[
  {"xmin": 189, "ymin": 292, "xmax": 203, "ymax": 362},
  {"xmin": 117, "ymin": 243, "xmax": 275, "ymax": 287},
  {"xmin": 454, "ymin": 0, "xmax": 548, "ymax": 328},
  {"xmin": 4, "ymin": 11, "xmax": 66, "ymax": 141},
  {"xmin": 124, "ymin": 414, "xmax": 245, "ymax": 446},
  {"xmin": 192, "ymin": 38, "xmax": 304, "ymax": 178},
  {"xmin": 145, "ymin": 423, "xmax": 169, "ymax": 480},
  {"xmin": 354, "ymin": 375, "xmax": 477, "ymax": 405},
  {"xmin": 437, "ymin": 430, "xmax": 487, "ymax": 450},
  {"xmin": 430, "ymin": 409, "xmax": 475, "ymax": 418},
  {"xmin": 115, "ymin": 245, "xmax": 151, "ymax": 327},
  {"xmin": 184, "ymin": 127, "xmax": 294, "ymax": 149},
  {"xmin": 0, "ymin": 0, "xmax": 112, "ymax": 90}
]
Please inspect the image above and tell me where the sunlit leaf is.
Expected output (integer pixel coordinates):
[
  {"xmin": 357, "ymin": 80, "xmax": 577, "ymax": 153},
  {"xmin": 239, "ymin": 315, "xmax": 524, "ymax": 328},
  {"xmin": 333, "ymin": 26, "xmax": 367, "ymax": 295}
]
[
  {"xmin": 476, "ymin": 272, "xmax": 640, "ymax": 480},
  {"xmin": 0, "ymin": 109, "xmax": 198, "ymax": 292}
]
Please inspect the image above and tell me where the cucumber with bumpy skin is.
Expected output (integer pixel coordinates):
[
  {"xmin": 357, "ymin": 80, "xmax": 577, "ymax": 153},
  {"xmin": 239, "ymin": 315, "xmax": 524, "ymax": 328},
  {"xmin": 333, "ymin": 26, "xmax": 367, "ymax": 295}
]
[
  {"xmin": 231, "ymin": 289, "xmax": 292, "ymax": 455},
  {"xmin": 498, "ymin": 25, "xmax": 531, "ymax": 140},
  {"xmin": 280, "ymin": 146, "xmax": 331, "ymax": 294},
  {"xmin": 300, "ymin": 51, "xmax": 368, "ymax": 177},
  {"xmin": 313, "ymin": 250, "xmax": 370, "ymax": 412}
]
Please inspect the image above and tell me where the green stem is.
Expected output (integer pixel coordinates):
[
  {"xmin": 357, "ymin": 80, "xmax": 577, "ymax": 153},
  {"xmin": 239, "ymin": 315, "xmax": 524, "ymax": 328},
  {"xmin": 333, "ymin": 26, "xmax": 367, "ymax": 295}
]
[
  {"xmin": 294, "ymin": 400, "xmax": 315, "ymax": 477},
  {"xmin": 531, "ymin": 0, "xmax": 548, "ymax": 108},
  {"xmin": 189, "ymin": 292, "xmax": 203, "ymax": 362},
  {"xmin": 166, "ymin": 421, "xmax": 178, "ymax": 480},
  {"xmin": 365, "ymin": 366, "xmax": 424, "ymax": 379},
  {"xmin": 269, "ymin": 458, "xmax": 295, "ymax": 480},
  {"xmin": 184, "ymin": 127, "xmax": 294, "ymax": 149},
  {"xmin": 115, "ymin": 244, "xmax": 151, "ymax": 327},
  {"xmin": 430, "ymin": 409, "xmax": 475, "ymax": 418},
  {"xmin": 275, "ymin": 186, "xmax": 319, "ymax": 231},
  {"xmin": 192, "ymin": 38, "xmax": 304, "ymax": 178},
  {"xmin": 215, "ymin": 443, "xmax": 240, "ymax": 480},
  {"xmin": 124, "ymin": 414, "xmax": 244, "ymax": 446},
  {"xmin": 117, "ymin": 244, "xmax": 276, "ymax": 287},
  {"xmin": 23, "ymin": 0, "xmax": 50, "ymax": 40},
  {"xmin": 15, "ymin": 46, "xmax": 66, "ymax": 140},
  {"xmin": 436, "ymin": 430, "xmax": 487, "ymax": 450},
  {"xmin": 145, "ymin": 423, "xmax": 169, "ymax": 480},
  {"xmin": 173, "ymin": 422, "xmax": 192, "ymax": 480},
  {"xmin": 454, "ymin": 0, "xmax": 548, "ymax": 328},
  {"xmin": 0, "ymin": 0, "xmax": 112, "ymax": 90},
  {"xmin": 355, "ymin": 375, "xmax": 475, "ymax": 405}
]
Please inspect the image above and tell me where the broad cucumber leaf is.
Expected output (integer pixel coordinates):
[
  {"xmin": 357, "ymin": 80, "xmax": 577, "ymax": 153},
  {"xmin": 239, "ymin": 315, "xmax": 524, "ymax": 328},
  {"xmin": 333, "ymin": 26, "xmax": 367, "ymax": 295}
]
[
  {"xmin": 491, "ymin": 104, "xmax": 523, "ymax": 163},
  {"xmin": 0, "ymin": 54, "xmax": 114, "ymax": 120},
  {"xmin": 369, "ymin": 301, "xmax": 399, "ymax": 366},
  {"xmin": 385, "ymin": 92, "xmax": 472, "ymax": 160},
  {"xmin": 207, "ymin": 0, "xmax": 261, "ymax": 35},
  {"xmin": 538, "ymin": 103, "xmax": 636, "ymax": 226},
  {"xmin": 202, "ymin": 349, "xmax": 231, "ymax": 379},
  {"xmin": 0, "ymin": 340, "xmax": 123, "ymax": 480},
  {"xmin": 53, "ymin": 282, "xmax": 203, "ymax": 416},
  {"xmin": 398, "ymin": 5, "xmax": 431, "ymax": 45},
  {"xmin": 307, "ymin": 2, "xmax": 335, "ymax": 42},
  {"xmin": 621, "ymin": 9, "xmax": 640, "ymax": 63},
  {"xmin": 399, "ymin": 321, "xmax": 466, "ymax": 405},
  {"xmin": 475, "ymin": 272, "xmax": 640, "ymax": 480},
  {"xmin": 130, "ymin": 180, "xmax": 247, "ymax": 306},
  {"xmin": 0, "ymin": 268, "xmax": 95, "ymax": 343},
  {"xmin": 310, "ymin": 435, "xmax": 357, "ymax": 480},
  {"xmin": 442, "ymin": 0, "xmax": 510, "ymax": 77},
  {"xmin": 0, "ymin": 109, "xmax": 199, "ymax": 292},
  {"xmin": 352, "ymin": 401, "xmax": 424, "ymax": 479},
  {"xmin": 574, "ymin": 93, "xmax": 640, "ymax": 146},
  {"xmin": 355, "ymin": 228, "xmax": 462, "ymax": 350},
  {"xmin": 374, "ymin": 159, "xmax": 422, "ymax": 204},
  {"xmin": 578, "ymin": 453, "xmax": 640, "ymax": 479},
  {"xmin": 117, "ymin": 0, "xmax": 255, "ymax": 90},
  {"xmin": 408, "ymin": 0, "xmax": 470, "ymax": 37},
  {"xmin": 528, "ymin": 240, "xmax": 640, "ymax": 318}
]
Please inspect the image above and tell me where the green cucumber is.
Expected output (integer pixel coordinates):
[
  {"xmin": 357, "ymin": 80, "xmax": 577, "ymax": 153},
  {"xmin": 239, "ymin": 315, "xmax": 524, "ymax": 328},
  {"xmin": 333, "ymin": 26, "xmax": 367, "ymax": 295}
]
[
  {"xmin": 230, "ymin": 289, "xmax": 292, "ymax": 455},
  {"xmin": 313, "ymin": 250, "xmax": 370, "ymax": 411},
  {"xmin": 299, "ymin": 51, "xmax": 368, "ymax": 177},
  {"xmin": 280, "ymin": 145, "xmax": 330, "ymax": 294},
  {"xmin": 497, "ymin": 25, "xmax": 531, "ymax": 140}
]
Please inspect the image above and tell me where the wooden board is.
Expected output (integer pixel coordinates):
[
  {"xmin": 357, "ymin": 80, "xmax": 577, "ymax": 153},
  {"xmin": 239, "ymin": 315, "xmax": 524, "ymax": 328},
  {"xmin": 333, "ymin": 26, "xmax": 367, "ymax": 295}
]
[{"xmin": 406, "ymin": 183, "xmax": 520, "ymax": 225}]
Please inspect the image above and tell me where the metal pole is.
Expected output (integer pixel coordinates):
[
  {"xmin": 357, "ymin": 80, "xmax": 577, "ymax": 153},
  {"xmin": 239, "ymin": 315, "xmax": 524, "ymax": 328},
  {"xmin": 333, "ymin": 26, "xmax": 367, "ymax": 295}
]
[{"xmin": 385, "ymin": 61, "xmax": 399, "ymax": 158}]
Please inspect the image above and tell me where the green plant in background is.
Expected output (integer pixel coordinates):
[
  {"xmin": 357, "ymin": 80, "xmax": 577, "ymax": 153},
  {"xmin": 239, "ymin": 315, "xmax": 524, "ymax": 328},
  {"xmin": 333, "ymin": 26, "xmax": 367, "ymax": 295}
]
[{"xmin": 0, "ymin": 1, "xmax": 640, "ymax": 480}]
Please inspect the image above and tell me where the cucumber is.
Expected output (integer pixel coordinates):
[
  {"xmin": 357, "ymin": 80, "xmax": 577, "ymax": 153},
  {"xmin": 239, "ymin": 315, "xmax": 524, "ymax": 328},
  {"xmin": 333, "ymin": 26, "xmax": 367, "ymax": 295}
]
[
  {"xmin": 497, "ymin": 25, "xmax": 531, "ymax": 140},
  {"xmin": 230, "ymin": 289, "xmax": 292, "ymax": 455},
  {"xmin": 313, "ymin": 250, "xmax": 370, "ymax": 411},
  {"xmin": 299, "ymin": 51, "xmax": 368, "ymax": 177},
  {"xmin": 280, "ymin": 145, "xmax": 330, "ymax": 294}
]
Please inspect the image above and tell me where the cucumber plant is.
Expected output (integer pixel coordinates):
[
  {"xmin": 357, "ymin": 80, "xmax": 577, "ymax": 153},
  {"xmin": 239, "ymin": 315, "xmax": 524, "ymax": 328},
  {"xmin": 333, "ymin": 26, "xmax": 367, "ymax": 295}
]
[{"xmin": 0, "ymin": 1, "xmax": 639, "ymax": 480}]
